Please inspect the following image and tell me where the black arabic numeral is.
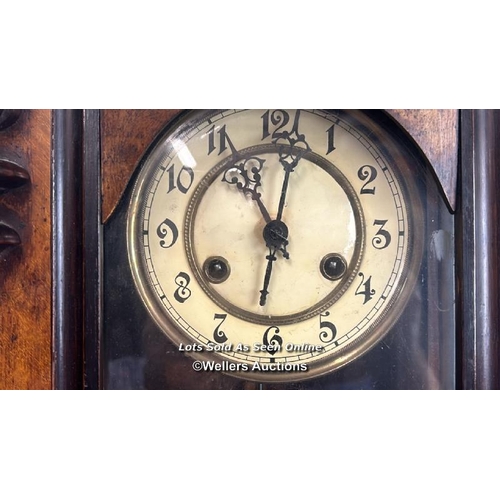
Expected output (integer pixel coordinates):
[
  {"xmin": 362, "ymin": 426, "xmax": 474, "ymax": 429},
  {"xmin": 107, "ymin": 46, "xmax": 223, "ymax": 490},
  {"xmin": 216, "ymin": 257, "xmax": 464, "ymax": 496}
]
[
  {"xmin": 213, "ymin": 313, "xmax": 228, "ymax": 343},
  {"xmin": 263, "ymin": 326, "xmax": 283, "ymax": 355},
  {"xmin": 261, "ymin": 110, "xmax": 271, "ymax": 140},
  {"xmin": 357, "ymin": 165, "xmax": 378, "ymax": 195},
  {"xmin": 174, "ymin": 272, "xmax": 191, "ymax": 303},
  {"xmin": 355, "ymin": 273, "xmax": 376, "ymax": 304},
  {"xmin": 166, "ymin": 164, "xmax": 194, "ymax": 195},
  {"xmin": 372, "ymin": 219, "xmax": 392, "ymax": 249},
  {"xmin": 261, "ymin": 110, "xmax": 290, "ymax": 140},
  {"xmin": 208, "ymin": 124, "xmax": 223, "ymax": 155},
  {"xmin": 208, "ymin": 124, "xmax": 237, "ymax": 156},
  {"xmin": 319, "ymin": 311, "xmax": 337, "ymax": 344},
  {"xmin": 157, "ymin": 218, "xmax": 179, "ymax": 249},
  {"xmin": 326, "ymin": 124, "xmax": 336, "ymax": 155}
]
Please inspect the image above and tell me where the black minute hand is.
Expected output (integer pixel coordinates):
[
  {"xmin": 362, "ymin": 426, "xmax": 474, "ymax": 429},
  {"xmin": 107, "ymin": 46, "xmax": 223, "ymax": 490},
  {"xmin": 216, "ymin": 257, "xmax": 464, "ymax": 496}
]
[
  {"xmin": 259, "ymin": 247, "xmax": 278, "ymax": 306},
  {"xmin": 274, "ymin": 110, "xmax": 311, "ymax": 221},
  {"xmin": 276, "ymin": 168, "xmax": 292, "ymax": 222},
  {"xmin": 258, "ymin": 110, "xmax": 310, "ymax": 307}
]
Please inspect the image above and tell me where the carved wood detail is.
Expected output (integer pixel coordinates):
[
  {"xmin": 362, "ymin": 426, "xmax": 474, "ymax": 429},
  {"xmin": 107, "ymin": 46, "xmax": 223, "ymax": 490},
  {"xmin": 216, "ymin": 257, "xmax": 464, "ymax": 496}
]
[
  {"xmin": 0, "ymin": 222, "xmax": 21, "ymax": 249},
  {"xmin": 0, "ymin": 115, "xmax": 30, "ymax": 257},
  {"xmin": 0, "ymin": 110, "xmax": 21, "ymax": 131},
  {"xmin": 0, "ymin": 110, "xmax": 51, "ymax": 390},
  {"xmin": 0, "ymin": 158, "xmax": 30, "ymax": 192}
]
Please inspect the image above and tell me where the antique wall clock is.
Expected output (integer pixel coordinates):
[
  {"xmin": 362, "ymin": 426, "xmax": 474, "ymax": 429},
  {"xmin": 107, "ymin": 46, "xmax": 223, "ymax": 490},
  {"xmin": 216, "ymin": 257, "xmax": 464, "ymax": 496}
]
[
  {"xmin": 0, "ymin": 109, "xmax": 498, "ymax": 389},
  {"xmin": 100, "ymin": 109, "xmax": 458, "ymax": 389}
]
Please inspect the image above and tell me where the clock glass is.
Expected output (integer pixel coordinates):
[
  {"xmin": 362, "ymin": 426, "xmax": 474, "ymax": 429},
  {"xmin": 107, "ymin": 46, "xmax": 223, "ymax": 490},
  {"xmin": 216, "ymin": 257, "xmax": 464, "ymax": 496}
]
[{"xmin": 103, "ymin": 109, "xmax": 456, "ymax": 389}]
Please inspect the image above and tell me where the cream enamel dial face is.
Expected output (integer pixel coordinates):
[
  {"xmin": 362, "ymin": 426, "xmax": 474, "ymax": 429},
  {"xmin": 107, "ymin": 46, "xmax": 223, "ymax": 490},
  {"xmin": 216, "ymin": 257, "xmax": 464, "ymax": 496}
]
[{"xmin": 128, "ymin": 109, "xmax": 422, "ymax": 382}]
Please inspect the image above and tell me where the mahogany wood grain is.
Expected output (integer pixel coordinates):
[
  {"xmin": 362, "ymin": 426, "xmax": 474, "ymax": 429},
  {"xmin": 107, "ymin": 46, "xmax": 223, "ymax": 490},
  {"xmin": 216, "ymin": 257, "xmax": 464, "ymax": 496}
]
[
  {"xmin": 101, "ymin": 110, "xmax": 181, "ymax": 222},
  {"xmin": 0, "ymin": 110, "xmax": 52, "ymax": 390},
  {"xmin": 387, "ymin": 109, "xmax": 458, "ymax": 211}
]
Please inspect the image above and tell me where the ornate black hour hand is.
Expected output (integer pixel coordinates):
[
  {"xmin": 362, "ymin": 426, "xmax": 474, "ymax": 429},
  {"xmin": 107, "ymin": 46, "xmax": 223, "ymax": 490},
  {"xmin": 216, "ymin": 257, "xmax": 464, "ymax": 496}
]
[
  {"xmin": 222, "ymin": 150, "xmax": 290, "ymax": 260},
  {"xmin": 222, "ymin": 155, "xmax": 272, "ymax": 224}
]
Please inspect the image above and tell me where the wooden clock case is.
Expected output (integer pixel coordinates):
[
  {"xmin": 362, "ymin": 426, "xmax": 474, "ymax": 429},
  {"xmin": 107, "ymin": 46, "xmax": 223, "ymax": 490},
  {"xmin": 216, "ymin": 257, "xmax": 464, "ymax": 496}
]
[{"xmin": 0, "ymin": 109, "xmax": 498, "ymax": 389}]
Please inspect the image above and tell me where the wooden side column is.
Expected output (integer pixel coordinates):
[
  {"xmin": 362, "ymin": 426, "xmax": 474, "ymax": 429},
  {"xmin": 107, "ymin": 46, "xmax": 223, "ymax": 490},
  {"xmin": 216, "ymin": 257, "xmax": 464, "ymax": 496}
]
[
  {"xmin": 52, "ymin": 110, "xmax": 84, "ymax": 389},
  {"xmin": 458, "ymin": 110, "xmax": 500, "ymax": 389}
]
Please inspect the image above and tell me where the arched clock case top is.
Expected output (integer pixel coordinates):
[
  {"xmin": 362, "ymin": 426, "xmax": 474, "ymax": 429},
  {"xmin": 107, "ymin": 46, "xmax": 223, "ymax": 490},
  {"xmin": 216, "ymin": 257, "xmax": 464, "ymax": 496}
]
[{"xmin": 47, "ymin": 109, "xmax": 500, "ymax": 390}]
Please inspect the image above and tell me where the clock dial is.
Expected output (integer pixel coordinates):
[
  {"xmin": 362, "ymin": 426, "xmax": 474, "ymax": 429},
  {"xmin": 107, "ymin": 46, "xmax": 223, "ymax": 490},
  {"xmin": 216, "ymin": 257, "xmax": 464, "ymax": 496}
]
[{"xmin": 127, "ymin": 109, "xmax": 422, "ymax": 381}]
